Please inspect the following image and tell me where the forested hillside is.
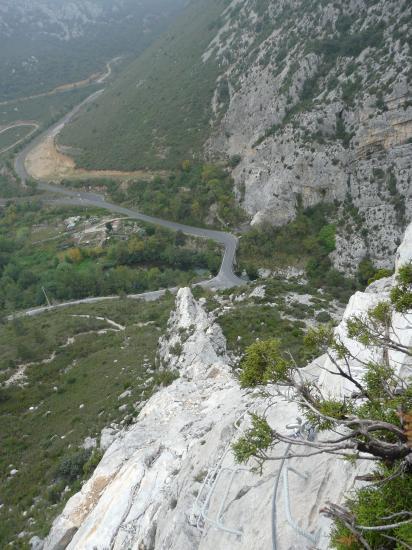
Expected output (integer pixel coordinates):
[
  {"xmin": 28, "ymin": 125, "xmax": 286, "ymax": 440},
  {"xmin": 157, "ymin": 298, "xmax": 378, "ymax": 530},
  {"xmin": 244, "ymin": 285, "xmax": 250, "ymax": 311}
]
[
  {"xmin": 59, "ymin": 0, "xmax": 228, "ymax": 170},
  {"xmin": 0, "ymin": 0, "xmax": 186, "ymax": 100},
  {"xmin": 59, "ymin": 0, "xmax": 412, "ymax": 276}
]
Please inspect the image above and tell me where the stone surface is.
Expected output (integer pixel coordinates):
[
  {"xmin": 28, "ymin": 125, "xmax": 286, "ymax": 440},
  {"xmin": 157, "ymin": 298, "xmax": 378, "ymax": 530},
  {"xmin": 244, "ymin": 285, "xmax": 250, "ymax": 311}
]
[
  {"xmin": 205, "ymin": 0, "xmax": 412, "ymax": 273},
  {"xmin": 81, "ymin": 437, "xmax": 97, "ymax": 451},
  {"xmin": 249, "ymin": 285, "xmax": 266, "ymax": 299},
  {"xmin": 99, "ymin": 426, "xmax": 119, "ymax": 452},
  {"xmin": 30, "ymin": 536, "xmax": 44, "ymax": 550},
  {"xmin": 43, "ymin": 221, "xmax": 412, "ymax": 550}
]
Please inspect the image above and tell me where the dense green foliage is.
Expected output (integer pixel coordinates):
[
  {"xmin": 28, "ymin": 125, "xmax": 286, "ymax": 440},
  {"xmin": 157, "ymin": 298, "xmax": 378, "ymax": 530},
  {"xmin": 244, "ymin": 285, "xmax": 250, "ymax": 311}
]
[
  {"xmin": 239, "ymin": 339, "xmax": 288, "ymax": 388},
  {"xmin": 68, "ymin": 162, "xmax": 245, "ymax": 229},
  {"xmin": 0, "ymin": 202, "xmax": 220, "ymax": 312},
  {"xmin": 0, "ymin": 297, "xmax": 174, "ymax": 547},
  {"xmin": 331, "ymin": 463, "xmax": 412, "ymax": 549},
  {"xmin": 239, "ymin": 202, "xmax": 357, "ymax": 301},
  {"xmin": 219, "ymin": 305, "xmax": 305, "ymax": 362},
  {"xmin": 391, "ymin": 263, "xmax": 412, "ymax": 313}
]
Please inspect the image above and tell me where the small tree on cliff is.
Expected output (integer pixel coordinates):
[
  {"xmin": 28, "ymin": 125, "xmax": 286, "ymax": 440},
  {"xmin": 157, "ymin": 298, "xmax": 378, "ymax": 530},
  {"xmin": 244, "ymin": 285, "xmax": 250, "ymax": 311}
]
[{"xmin": 233, "ymin": 264, "xmax": 412, "ymax": 549}]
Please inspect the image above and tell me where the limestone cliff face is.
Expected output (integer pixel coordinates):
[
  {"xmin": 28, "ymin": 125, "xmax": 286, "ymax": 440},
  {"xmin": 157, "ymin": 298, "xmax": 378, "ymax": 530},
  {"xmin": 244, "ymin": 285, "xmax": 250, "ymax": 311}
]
[
  {"xmin": 42, "ymin": 223, "xmax": 412, "ymax": 550},
  {"xmin": 205, "ymin": 0, "xmax": 412, "ymax": 271}
]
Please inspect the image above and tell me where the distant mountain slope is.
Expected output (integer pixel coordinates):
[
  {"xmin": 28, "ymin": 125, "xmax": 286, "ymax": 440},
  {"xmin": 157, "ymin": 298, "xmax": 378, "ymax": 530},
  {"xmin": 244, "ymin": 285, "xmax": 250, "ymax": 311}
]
[
  {"xmin": 59, "ymin": 0, "xmax": 411, "ymax": 172},
  {"xmin": 0, "ymin": 0, "xmax": 186, "ymax": 100},
  {"xmin": 59, "ymin": 0, "xmax": 412, "ymax": 274},
  {"xmin": 59, "ymin": 0, "xmax": 226, "ymax": 171}
]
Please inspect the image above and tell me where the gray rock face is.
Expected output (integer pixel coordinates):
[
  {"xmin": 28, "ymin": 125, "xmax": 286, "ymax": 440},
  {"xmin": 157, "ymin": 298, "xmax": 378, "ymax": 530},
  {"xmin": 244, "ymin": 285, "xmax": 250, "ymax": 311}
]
[
  {"xmin": 158, "ymin": 288, "xmax": 229, "ymax": 377},
  {"xmin": 205, "ymin": 0, "xmax": 412, "ymax": 272},
  {"xmin": 42, "ymin": 223, "xmax": 412, "ymax": 550},
  {"xmin": 30, "ymin": 536, "xmax": 44, "ymax": 550},
  {"xmin": 99, "ymin": 426, "xmax": 119, "ymax": 452}
]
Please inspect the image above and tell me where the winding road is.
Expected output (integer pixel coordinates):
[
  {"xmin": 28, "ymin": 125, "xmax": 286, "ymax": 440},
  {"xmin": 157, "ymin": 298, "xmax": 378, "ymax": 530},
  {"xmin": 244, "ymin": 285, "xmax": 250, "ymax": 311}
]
[
  {"xmin": 0, "ymin": 57, "xmax": 120, "ymax": 107},
  {"xmin": 13, "ymin": 90, "xmax": 244, "ymax": 316}
]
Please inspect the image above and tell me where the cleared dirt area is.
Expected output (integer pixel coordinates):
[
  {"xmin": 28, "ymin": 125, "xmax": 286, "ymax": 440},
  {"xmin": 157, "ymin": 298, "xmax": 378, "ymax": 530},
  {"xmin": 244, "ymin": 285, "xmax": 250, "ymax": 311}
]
[{"xmin": 24, "ymin": 136, "xmax": 166, "ymax": 182}]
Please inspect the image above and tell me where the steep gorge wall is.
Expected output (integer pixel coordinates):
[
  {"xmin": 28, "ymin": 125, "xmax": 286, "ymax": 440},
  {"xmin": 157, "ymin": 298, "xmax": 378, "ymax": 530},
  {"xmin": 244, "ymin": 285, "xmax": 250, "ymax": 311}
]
[{"xmin": 206, "ymin": 0, "xmax": 412, "ymax": 272}]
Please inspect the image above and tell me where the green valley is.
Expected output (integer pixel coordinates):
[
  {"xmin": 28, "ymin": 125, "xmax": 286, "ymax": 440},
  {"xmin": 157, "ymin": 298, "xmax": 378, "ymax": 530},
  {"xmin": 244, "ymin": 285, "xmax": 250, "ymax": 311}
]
[
  {"xmin": 59, "ymin": 0, "xmax": 227, "ymax": 170},
  {"xmin": 0, "ymin": 202, "xmax": 221, "ymax": 313}
]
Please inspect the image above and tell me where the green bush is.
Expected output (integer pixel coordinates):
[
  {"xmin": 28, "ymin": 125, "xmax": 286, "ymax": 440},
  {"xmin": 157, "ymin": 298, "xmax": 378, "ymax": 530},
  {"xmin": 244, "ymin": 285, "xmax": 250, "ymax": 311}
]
[
  {"xmin": 331, "ymin": 463, "xmax": 412, "ymax": 549},
  {"xmin": 229, "ymin": 154, "xmax": 242, "ymax": 168},
  {"xmin": 170, "ymin": 343, "xmax": 183, "ymax": 356},
  {"xmin": 336, "ymin": 116, "xmax": 353, "ymax": 148},
  {"xmin": 82, "ymin": 450, "xmax": 103, "ymax": 477},
  {"xmin": 318, "ymin": 224, "xmax": 336, "ymax": 253},
  {"xmin": 239, "ymin": 339, "xmax": 290, "ymax": 388},
  {"xmin": 357, "ymin": 258, "xmax": 377, "ymax": 286},
  {"xmin": 57, "ymin": 449, "xmax": 92, "ymax": 482},
  {"xmin": 316, "ymin": 311, "xmax": 331, "ymax": 323},
  {"xmin": 312, "ymin": 23, "xmax": 384, "ymax": 61},
  {"xmin": 154, "ymin": 369, "xmax": 179, "ymax": 386},
  {"xmin": 368, "ymin": 268, "xmax": 393, "ymax": 285}
]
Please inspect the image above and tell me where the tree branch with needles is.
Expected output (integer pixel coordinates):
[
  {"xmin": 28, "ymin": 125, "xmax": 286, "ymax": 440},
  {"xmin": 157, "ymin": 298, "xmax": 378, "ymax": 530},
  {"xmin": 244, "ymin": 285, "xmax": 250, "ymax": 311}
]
[{"xmin": 233, "ymin": 264, "xmax": 412, "ymax": 548}]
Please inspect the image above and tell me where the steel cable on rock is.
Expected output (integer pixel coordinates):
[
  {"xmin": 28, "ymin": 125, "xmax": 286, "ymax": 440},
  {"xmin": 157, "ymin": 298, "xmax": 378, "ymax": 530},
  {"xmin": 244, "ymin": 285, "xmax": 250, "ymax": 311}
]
[
  {"xmin": 271, "ymin": 420, "xmax": 318, "ymax": 550},
  {"xmin": 271, "ymin": 443, "xmax": 292, "ymax": 550}
]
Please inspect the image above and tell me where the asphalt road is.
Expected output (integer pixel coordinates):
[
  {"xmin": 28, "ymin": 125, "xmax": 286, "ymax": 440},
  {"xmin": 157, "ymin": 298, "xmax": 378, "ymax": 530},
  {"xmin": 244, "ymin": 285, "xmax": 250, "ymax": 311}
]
[{"xmin": 13, "ymin": 90, "xmax": 245, "ymax": 316}]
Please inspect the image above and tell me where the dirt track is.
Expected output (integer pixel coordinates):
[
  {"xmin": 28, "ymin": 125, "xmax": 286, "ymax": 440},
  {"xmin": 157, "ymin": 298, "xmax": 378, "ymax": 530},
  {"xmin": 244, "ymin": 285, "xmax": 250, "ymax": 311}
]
[
  {"xmin": 0, "ymin": 122, "xmax": 39, "ymax": 154},
  {"xmin": 0, "ymin": 58, "xmax": 120, "ymax": 107}
]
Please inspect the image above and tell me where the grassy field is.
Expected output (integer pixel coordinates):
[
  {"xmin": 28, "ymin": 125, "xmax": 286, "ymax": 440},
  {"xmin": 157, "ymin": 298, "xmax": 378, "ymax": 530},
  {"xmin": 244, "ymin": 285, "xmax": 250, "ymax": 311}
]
[
  {"xmin": 0, "ymin": 296, "xmax": 175, "ymax": 548},
  {"xmin": 0, "ymin": 125, "xmax": 37, "ymax": 152},
  {"xmin": 0, "ymin": 87, "xmax": 99, "ymax": 129},
  {"xmin": 59, "ymin": 0, "xmax": 225, "ymax": 170}
]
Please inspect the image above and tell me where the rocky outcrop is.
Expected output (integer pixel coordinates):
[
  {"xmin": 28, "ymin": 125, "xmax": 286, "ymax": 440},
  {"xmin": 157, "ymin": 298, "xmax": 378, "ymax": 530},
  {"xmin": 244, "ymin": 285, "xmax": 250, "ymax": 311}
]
[
  {"xmin": 42, "ymin": 223, "xmax": 412, "ymax": 550},
  {"xmin": 206, "ymin": 0, "xmax": 412, "ymax": 272},
  {"xmin": 157, "ymin": 288, "xmax": 229, "ymax": 377},
  {"xmin": 43, "ymin": 288, "xmax": 246, "ymax": 550}
]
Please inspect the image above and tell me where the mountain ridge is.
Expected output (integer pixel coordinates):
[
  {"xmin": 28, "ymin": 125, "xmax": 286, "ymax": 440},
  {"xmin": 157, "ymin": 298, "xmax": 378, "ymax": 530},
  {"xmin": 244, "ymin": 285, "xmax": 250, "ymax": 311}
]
[{"xmin": 42, "ymin": 220, "xmax": 412, "ymax": 548}]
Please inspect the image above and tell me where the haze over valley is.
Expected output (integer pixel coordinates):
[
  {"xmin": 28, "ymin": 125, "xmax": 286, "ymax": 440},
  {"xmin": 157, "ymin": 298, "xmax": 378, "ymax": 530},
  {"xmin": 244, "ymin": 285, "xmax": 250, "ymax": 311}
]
[{"xmin": 0, "ymin": 1, "xmax": 411, "ymax": 549}]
